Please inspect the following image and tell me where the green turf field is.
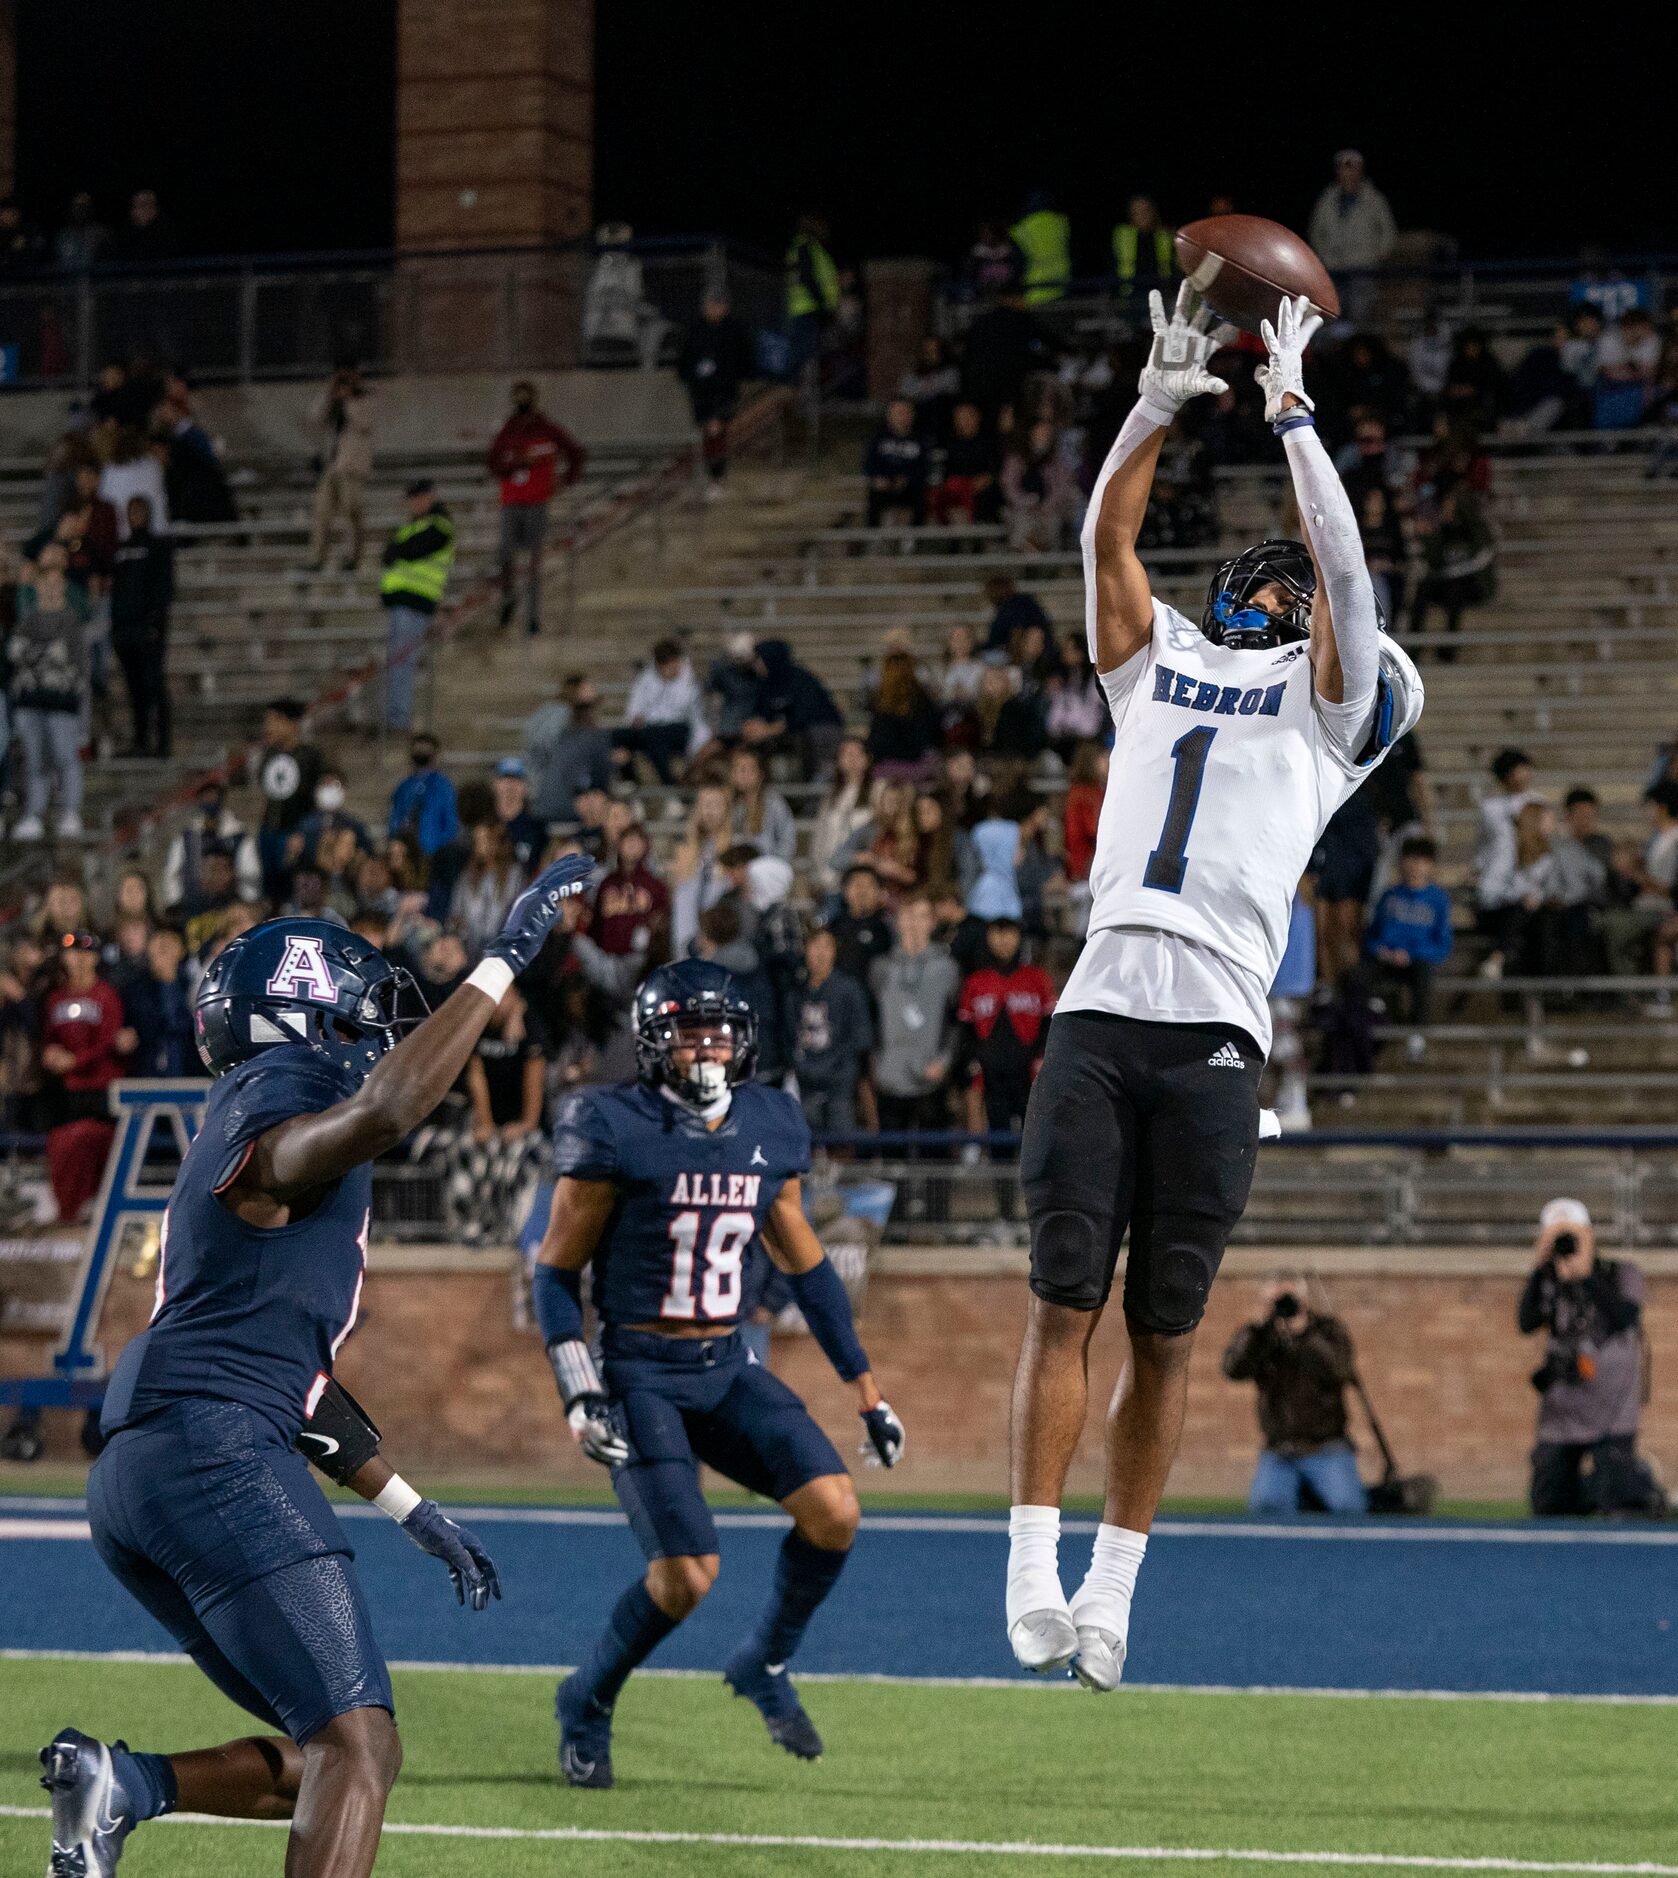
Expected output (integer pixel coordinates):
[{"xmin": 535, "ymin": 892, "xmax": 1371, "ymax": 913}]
[{"xmin": 3, "ymin": 1658, "xmax": 1672, "ymax": 1876}]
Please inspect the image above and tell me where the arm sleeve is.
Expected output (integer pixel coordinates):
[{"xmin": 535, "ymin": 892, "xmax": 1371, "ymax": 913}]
[
  {"xmin": 787, "ymin": 1257, "xmax": 869, "ymax": 1381},
  {"xmin": 550, "ymin": 1090, "xmax": 620, "ymax": 1181},
  {"xmin": 1282, "ymin": 421, "xmax": 1380, "ymax": 713},
  {"xmin": 532, "ymin": 1262, "xmax": 587, "ymax": 1345},
  {"xmin": 1080, "ymin": 400, "xmax": 1171, "ymax": 662}
]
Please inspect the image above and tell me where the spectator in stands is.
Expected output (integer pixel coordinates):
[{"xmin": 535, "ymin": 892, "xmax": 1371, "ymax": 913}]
[
  {"xmin": 489, "ymin": 757, "xmax": 546, "ymax": 876},
  {"xmin": 912, "ymin": 791, "xmax": 967, "ymax": 902},
  {"xmin": 1330, "ymin": 335, "xmax": 1410, "ymax": 437},
  {"xmin": 1002, "ymin": 419, "xmax": 1081, "ymax": 552},
  {"xmin": 1307, "ymin": 149, "xmax": 1396, "ymax": 322},
  {"xmin": 705, "ymin": 631, "xmax": 762, "ymax": 745},
  {"xmin": 466, "ymin": 985, "xmax": 547, "ymax": 1145},
  {"xmin": 828, "ymin": 862, "xmax": 896, "ymax": 987},
  {"xmin": 1062, "ymin": 743, "xmax": 1106, "ymax": 935},
  {"xmin": 727, "ymin": 744, "xmax": 796, "ymax": 864},
  {"xmin": 1365, "ymin": 835, "xmax": 1454, "ymax": 1032},
  {"xmin": 966, "ymin": 791, "xmax": 1025, "ymax": 923},
  {"xmin": 960, "ymin": 284, "xmax": 1058, "ymax": 423},
  {"xmin": 1356, "ymin": 485, "xmax": 1406, "ymax": 625},
  {"xmin": 296, "ymin": 765, "xmax": 370, "ymax": 865},
  {"xmin": 378, "ymin": 478, "xmax": 455, "ymax": 732},
  {"xmin": 1313, "ymin": 780, "xmax": 1381, "ymax": 987},
  {"xmin": 8, "ymin": 541, "xmax": 88, "ymax": 841},
  {"xmin": 528, "ymin": 675, "xmax": 614, "ymax": 824},
  {"xmin": 981, "ymin": 572, "xmax": 1050, "ymax": 658},
  {"xmin": 1506, "ymin": 324, "xmax": 1579, "ymax": 437},
  {"xmin": 934, "ymin": 623, "xmax": 985, "ymax": 744},
  {"xmin": 677, "ymin": 293, "xmax": 753, "ymax": 496},
  {"xmin": 932, "ymin": 402, "xmax": 1000, "ymax": 525},
  {"xmin": 387, "ymin": 731, "xmax": 461, "ymax": 875},
  {"xmin": 98, "ymin": 426, "xmax": 169, "ymax": 541},
  {"xmin": 1404, "ymin": 312, "xmax": 1453, "ymax": 424},
  {"xmin": 897, "ymin": 335, "xmax": 961, "ymax": 444},
  {"xmin": 745, "ymin": 638, "xmax": 843, "ymax": 780},
  {"xmin": 121, "ymin": 925, "xmax": 197, "ymax": 1077},
  {"xmin": 809, "ymin": 736, "xmax": 875, "ymax": 894},
  {"xmin": 33, "ymin": 462, "xmax": 119, "ymax": 587},
  {"xmin": 157, "ymin": 371, "xmax": 236, "ymax": 525},
  {"xmin": 963, "ymin": 218, "xmax": 1024, "ymax": 299},
  {"xmin": 52, "ymin": 191, "xmax": 106, "ymax": 272},
  {"xmin": 865, "ymin": 397, "xmax": 932, "ymax": 527},
  {"xmin": 670, "ymin": 781, "xmax": 734, "ymax": 955},
  {"xmin": 161, "ymin": 780, "xmax": 256, "ymax": 911},
  {"xmin": 0, "ymin": 935, "xmax": 46, "ymax": 1130},
  {"xmin": 28, "ymin": 877, "xmax": 90, "ymax": 950},
  {"xmin": 1594, "ymin": 308, "xmax": 1661, "ymax": 430},
  {"xmin": 1045, "ymin": 631, "xmax": 1105, "ymax": 762},
  {"xmin": 1520, "ymin": 1200, "xmax": 1664, "ymax": 1517},
  {"xmin": 955, "ymin": 916, "xmax": 1053, "ymax": 1224},
  {"xmin": 784, "ymin": 211, "xmax": 840, "ymax": 379},
  {"xmin": 1222, "ymin": 1280, "xmax": 1367, "ymax": 1514},
  {"xmin": 794, "ymin": 925, "xmax": 871, "ymax": 1137},
  {"xmin": 859, "ymin": 781, "xmax": 921, "ymax": 896},
  {"xmin": 1110, "ymin": 193, "xmax": 1173, "ymax": 298},
  {"xmin": 1440, "ymin": 330, "xmax": 1507, "ymax": 434},
  {"xmin": 939, "ymin": 745, "xmax": 992, "ymax": 832},
  {"xmin": 1476, "ymin": 800, "xmax": 1562, "ymax": 978},
  {"xmin": 108, "ymin": 494, "xmax": 172, "ymax": 759},
  {"xmin": 107, "ymin": 188, "xmax": 175, "ymax": 264},
  {"xmin": 978, "ymin": 664, "xmax": 1048, "ymax": 767},
  {"xmin": 866, "ymin": 647, "xmax": 942, "ymax": 780},
  {"xmin": 615, "ymin": 635, "xmax": 707, "ymax": 784},
  {"xmin": 1408, "ymin": 481, "xmax": 1496, "ymax": 658},
  {"xmin": 489, "ymin": 379, "xmax": 585, "ymax": 634},
  {"xmin": 589, "ymin": 821, "xmax": 669, "ymax": 958},
  {"xmin": 308, "ymin": 365, "xmax": 375, "ymax": 571},
  {"xmin": 1602, "ymin": 783, "xmax": 1678, "ymax": 980},
  {"xmin": 39, "ymin": 931, "xmax": 133, "ymax": 1220},
  {"xmin": 871, "ymin": 890, "xmax": 958, "ymax": 1137},
  {"xmin": 446, "ymin": 822, "xmax": 522, "ymax": 959}
]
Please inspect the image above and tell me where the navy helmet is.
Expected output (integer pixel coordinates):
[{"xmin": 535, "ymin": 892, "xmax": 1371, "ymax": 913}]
[
  {"xmin": 634, "ymin": 959, "xmax": 757, "ymax": 1111},
  {"xmin": 195, "ymin": 917, "xmax": 423, "ymax": 1082},
  {"xmin": 1203, "ymin": 538, "xmax": 1388, "ymax": 651}
]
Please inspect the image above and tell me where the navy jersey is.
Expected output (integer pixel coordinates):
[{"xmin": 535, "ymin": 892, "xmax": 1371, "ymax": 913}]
[
  {"xmin": 552, "ymin": 1081, "xmax": 811, "ymax": 1329},
  {"xmin": 101, "ymin": 1044, "xmax": 370, "ymax": 1445}
]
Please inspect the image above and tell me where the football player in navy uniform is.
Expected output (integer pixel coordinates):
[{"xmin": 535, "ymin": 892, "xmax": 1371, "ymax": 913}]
[
  {"xmin": 39, "ymin": 856, "xmax": 591, "ymax": 1878},
  {"xmin": 534, "ymin": 959, "xmax": 905, "ymax": 1787}
]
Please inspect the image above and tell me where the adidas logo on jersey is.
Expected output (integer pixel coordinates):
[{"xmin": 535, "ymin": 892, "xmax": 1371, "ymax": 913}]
[{"xmin": 1208, "ymin": 1042, "xmax": 1245, "ymax": 1069}]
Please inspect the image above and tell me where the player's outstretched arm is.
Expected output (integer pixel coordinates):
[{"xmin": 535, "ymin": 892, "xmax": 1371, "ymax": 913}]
[
  {"xmin": 1084, "ymin": 283, "xmax": 1235, "ymax": 675},
  {"xmin": 1256, "ymin": 295, "xmax": 1380, "ymax": 710},
  {"xmin": 297, "ymin": 1377, "xmax": 501, "ymax": 1610},
  {"xmin": 763, "ymin": 1178, "xmax": 905, "ymax": 1468},
  {"xmin": 235, "ymin": 856, "xmax": 592, "ymax": 1204},
  {"xmin": 534, "ymin": 1176, "xmax": 629, "ymax": 1468}
]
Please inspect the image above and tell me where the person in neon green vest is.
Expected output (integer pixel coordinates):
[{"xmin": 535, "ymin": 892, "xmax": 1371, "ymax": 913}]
[
  {"xmin": 379, "ymin": 479, "xmax": 455, "ymax": 731},
  {"xmin": 785, "ymin": 212, "xmax": 840, "ymax": 377},
  {"xmin": 1111, "ymin": 195, "xmax": 1175, "ymax": 299},
  {"xmin": 1009, "ymin": 191, "xmax": 1071, "ymax": 306}
]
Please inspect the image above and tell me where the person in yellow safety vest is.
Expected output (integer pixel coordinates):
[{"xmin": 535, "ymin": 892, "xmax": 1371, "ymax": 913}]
[
  {"xmin": 379, "ymin": 478, "xmax": 456, "ymax": 732},
  {"xmin": 1009, "ymin": 192, "xmax": 1071, "ymax": 305},
  {"xmin": 1112, "ymin": 195, "xmax": 1176, "ymax": 296},
  {"xmin": 785, "ymin": 213, "xmax": 840, "ymax": 376}
]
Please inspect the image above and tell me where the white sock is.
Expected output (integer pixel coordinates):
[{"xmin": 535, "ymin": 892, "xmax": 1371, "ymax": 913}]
[
  {"xmin": 1070, "ymin": 1523, "xmax": 1148, "ymax": 1641},
  {"xmin": 1005, "ymin": 1504, "xmax": 1067, "ymax": 1630}
]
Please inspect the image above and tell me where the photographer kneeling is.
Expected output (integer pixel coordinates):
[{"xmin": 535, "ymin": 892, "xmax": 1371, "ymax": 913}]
[
  {"xmin": 1223, "ymin": 1280, "xmax": 1368, "ymax": 1515},
  {"xmin": 1521, "ymin": 1199, "xmax": 1664, "ymax": 1517}
]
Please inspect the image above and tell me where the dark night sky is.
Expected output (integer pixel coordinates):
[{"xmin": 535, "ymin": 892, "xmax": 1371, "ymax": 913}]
[{"xmin": 10, "ymin": 5, "xmax": 1658, "ymax": 267}]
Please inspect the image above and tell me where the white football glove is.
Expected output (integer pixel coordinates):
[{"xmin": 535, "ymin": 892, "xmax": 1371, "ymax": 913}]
[
  {"xmin": 1255, "ymin": 292, "xmax": 1325, "ymax": 424},
  {"xmin": 568, "ymin": 1398, "xmax": 629, "ymax": 1469},
  {"xmin": 1137, "ymin": 282, "xmax": 1237, "ymax": 425}
]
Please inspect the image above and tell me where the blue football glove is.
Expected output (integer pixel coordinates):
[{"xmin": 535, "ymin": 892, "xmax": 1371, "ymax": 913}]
[
  {"xmin": 483, "ymin": 854, "xmax": 594, "ymax": 977},
  {"xmin": 860, "ymin": 1401, "xmax": 905, "ymax": 1469},
  {"xmin": 400, "ymin": 1499, "xmax": 502, "ymax": 1611}
]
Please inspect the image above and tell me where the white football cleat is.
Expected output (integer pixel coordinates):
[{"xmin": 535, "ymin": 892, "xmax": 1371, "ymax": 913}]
[
  {"xmin": 1008, "ymin": 1607, "xmax": 1078, "ymax": 1674},
  {"xmin": 1071, "ymin": 1623, "xmax": 1127, "ymax": 1692}
]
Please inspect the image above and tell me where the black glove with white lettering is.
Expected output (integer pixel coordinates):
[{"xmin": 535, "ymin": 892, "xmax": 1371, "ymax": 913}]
[{"xmin": 483, "ymin": 854, "xmax": 594, "ymax": 977}]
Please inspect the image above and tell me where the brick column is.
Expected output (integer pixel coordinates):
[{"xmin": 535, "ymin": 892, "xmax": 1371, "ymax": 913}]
[{"xmin": 394, "ymin": 0, "xmax": 592, "ymax": 369}]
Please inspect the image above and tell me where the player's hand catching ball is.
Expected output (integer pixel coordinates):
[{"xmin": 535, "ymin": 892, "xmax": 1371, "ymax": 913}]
[
  {"xmin": 399, "ymin": 1499, "xmax": 503, "ymax": 1611},
  {"xmin": 1255, "ymin": 292, "xmax": 1324, "ymax": 424},
  {"xmin": 568, "ymin": 1396, "xmax": 630, "ymax": 1469},
  {"xmin": 1138, "ymin": 282, "xmax": 1237, "ymax": 424},
  {"xmin": 484, "ymin": 853, "xmax": 595, "ymax": 978},
  {"xmin": 860, "ymin": 1401, "xmax": 906, "ymax": 1469}
]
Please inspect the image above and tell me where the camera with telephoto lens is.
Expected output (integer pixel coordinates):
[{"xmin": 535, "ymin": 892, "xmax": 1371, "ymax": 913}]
[{"xmin": 1270, "ymin": 1290, "xmax": 1303, "ymax": 1324}]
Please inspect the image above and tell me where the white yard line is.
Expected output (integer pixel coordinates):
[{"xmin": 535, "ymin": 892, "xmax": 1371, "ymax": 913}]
[
  {"xmin": 0, "ymin": 1805, "xmax": 1672, "ymax": 1871},
  {"xmin": 3, "ymin": 1647, "xmax": 1675, "ymax": 1706}
]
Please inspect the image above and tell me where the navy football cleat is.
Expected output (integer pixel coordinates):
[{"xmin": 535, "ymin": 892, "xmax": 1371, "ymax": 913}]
[
  {"xmin": 40, "ymin": 1729, "xmax": 139, "ymax": 1875},
  {"xmin": 555, "ymin": 1674, "xmax": 614, "ymax": 1789},
  {"xmin": 723, "ymin": 1647, "xmax": 824, "ymax": 1761}
]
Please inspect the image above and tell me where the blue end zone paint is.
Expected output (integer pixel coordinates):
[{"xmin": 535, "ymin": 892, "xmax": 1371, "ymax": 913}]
[{"xmin": 2, "ymin": 1506, "xmax": 1675, "ymax": 1698}]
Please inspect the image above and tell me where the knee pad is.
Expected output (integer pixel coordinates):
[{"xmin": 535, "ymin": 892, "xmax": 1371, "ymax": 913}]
[
  {"xmin": 1028, "ymin": 1207, "xmax": 1110, "ymax": 1312},
  {"xmin": 1125, "ymin": 1242, "xmax": 1218, "ymax": 1336}
]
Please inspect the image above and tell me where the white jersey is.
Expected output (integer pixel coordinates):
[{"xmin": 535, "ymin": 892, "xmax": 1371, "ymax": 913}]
[{"xmin": 1065, "ymin": 600, "xmax": 1423, "ymax": 1042}]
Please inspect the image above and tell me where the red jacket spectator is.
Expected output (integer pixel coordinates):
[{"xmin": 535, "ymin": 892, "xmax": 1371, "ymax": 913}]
[
  {"xmin": 1064, "ymin": 780, "xmax": 1102, "ymax": 883},
  {"xmin": 488, "ymin": 406, "xmax": 587, "ymax": 509},
  {"xmin": 958, "ymin": 940, "xmax": 1056, "ymax": 1087},
  {"xmin": 589, "ymin": 857, "xmax": 671, "ymax": 957},
  {"xmin": 41, "ymin": 973, "xmax": 127, "ymax": 1091}
]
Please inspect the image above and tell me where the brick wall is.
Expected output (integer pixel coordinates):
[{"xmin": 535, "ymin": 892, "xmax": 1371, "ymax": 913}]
[{"xmin": 24, "ymin": 1247, "xmax": 1670, "ymax": 1500}]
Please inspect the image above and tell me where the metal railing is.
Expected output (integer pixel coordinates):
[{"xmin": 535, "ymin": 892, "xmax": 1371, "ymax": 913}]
[{"xmin": 0, "ymin": 236, "xmax": 783, "ymax": 388}]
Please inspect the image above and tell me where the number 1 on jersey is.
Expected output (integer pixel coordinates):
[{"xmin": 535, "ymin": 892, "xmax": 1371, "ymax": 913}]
[{"xmin": 1144, "ymin": 726, "xmax": 1216, "ymax": 894}]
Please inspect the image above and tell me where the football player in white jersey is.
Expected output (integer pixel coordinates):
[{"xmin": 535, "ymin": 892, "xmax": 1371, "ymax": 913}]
[{"xmin": 1004, "ymin": 287, "xmax": 1423, "ymax": 1688}]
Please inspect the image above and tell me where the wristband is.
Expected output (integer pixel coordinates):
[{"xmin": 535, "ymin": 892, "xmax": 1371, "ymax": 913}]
[
  {"xmin": 1137, "ymin": 393, "xmax": 1178, "ymax": 430},
  {"xmin": 466, "ymin": 956, "xmax": 515, "ymax": 1004},
  {"xmin": 374, "ymin": 1473, "xmax": 424, "ymax": 1522},
  {"xmin": 1272, "ymin": 411, "xmax": 1316, "ymax": 437}
]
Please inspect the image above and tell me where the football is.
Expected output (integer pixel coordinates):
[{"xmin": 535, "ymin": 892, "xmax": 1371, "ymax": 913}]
[{"xmin": 1173, "ymin": 214, "xmax": 1340, "ymax": 332}]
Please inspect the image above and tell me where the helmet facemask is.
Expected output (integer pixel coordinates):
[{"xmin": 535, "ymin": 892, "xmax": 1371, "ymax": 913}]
[{"xmin": 1202, "ymin": 540, "xmax": 1316, "ymax": 650}]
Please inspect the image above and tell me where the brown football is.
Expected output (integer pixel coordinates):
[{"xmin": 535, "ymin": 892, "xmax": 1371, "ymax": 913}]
[{"xmin": 1173, "ymin": 215, "xmax": 1339, "ymax": 332}]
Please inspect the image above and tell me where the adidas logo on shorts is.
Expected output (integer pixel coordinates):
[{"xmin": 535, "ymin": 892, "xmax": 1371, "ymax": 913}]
[{"xmin": 1207, "ymin": 1042, "xmax": 1245, "ymax": 1069}]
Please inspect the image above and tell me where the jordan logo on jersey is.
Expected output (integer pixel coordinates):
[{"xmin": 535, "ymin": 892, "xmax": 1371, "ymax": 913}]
[
  {"xmin": 669, "ymin": 1171, "xmax": 763, "ymax": 1207},
  {"xmin": 1153, "ymin": 665, "xmax": 1286, "ymax": 719},
  {"xmin": 266, "ymin": 935, "xmax": 338, "ymax": 1003}
]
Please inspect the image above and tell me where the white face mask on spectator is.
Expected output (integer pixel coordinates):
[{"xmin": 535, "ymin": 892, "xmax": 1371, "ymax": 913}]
[{"xmin": 316, "ymin": 782, "xmax": 346, "ymax": 813}]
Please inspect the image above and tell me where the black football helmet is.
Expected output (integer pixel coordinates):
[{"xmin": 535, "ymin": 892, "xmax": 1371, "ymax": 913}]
[
  {"xmin": 634, "ymin": 959, "xmax": 758, "ymax": 1111},
  {"xmin": 195, "ymin": 917, "xmax": 424, "ymax": 1083},
  {"xmin": 1202, "ymin": 539, "xmax": 1316, "ymax": 650}
]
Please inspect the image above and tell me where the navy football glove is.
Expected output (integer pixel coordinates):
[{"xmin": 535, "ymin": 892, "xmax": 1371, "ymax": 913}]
[
  {"xmin": 860, "ymin": 1401, "xmax": 905, "ymax": 1469},
  {"xmin": 484, "ymin": 854, "xmax": 594, "ymax": 977},
  {"xmin": 400, "ymin": 1499, "xmax": 502, "ymax": 1611}
]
